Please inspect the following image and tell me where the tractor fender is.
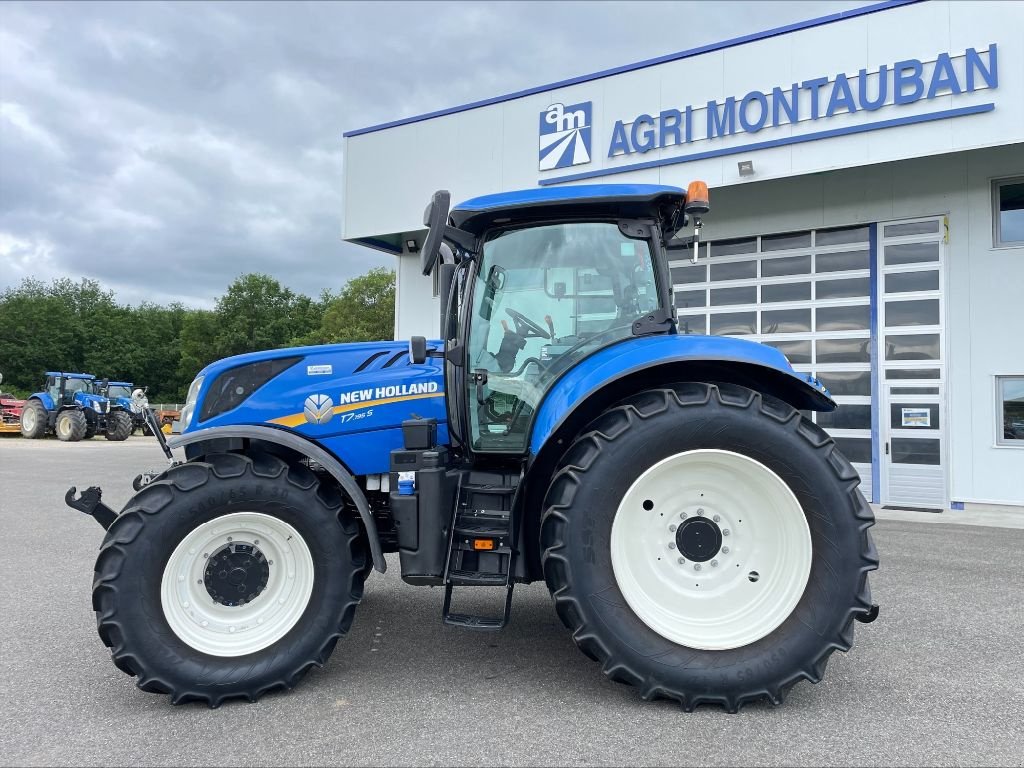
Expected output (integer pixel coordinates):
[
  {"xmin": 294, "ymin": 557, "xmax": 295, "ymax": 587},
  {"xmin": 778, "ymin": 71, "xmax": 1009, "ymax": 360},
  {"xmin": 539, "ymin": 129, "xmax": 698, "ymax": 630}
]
[
  {"xmin": 529, "ymin": 334, "xmax": 834, "ymax": 457},
  {"xmin": 167, "ymin": 424, "xmax": 386, "ymax": 573},
  {"xmin": 29, "ymin": 392, "xmax": 55, "ymax": 411}
]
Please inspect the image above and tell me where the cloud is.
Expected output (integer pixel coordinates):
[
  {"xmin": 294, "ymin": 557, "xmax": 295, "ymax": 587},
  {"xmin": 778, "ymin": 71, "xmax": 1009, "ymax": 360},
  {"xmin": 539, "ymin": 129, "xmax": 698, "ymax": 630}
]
[{"xmin": 0, "ymin": 0, "xmax": 868, "ymax": 307}]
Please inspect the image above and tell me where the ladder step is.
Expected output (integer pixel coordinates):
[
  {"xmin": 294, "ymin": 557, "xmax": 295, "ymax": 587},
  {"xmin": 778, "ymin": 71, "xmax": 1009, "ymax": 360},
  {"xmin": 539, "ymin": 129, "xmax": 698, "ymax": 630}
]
[
  {"xmin": 453, "ymin": 511, "xmax": 511, "ymax": 538},
  {"xmin": 448, "ymin": 569, "xmax": 508, "ymax": 586},
  {"xmin": 442, "ymin": 584, "xmax": 513, "ymax": 631},
  {"xmin": 460, "ymin": 484, "xmax": 516, "ymax": 495}
]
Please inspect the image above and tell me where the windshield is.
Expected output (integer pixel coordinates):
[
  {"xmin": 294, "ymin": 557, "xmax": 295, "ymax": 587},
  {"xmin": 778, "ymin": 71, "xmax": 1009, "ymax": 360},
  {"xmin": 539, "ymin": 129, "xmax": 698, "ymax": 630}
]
[
  {"xmin": 107, "ymin": 385, "xmax": 132, "ymax": 399},
  {"xmin": 63, "ymin": 378, "xmax": 92, "ymax": 395},
  {"xmin": 465, "ymin": 221, "xmax": 658, "ymax": 452}
]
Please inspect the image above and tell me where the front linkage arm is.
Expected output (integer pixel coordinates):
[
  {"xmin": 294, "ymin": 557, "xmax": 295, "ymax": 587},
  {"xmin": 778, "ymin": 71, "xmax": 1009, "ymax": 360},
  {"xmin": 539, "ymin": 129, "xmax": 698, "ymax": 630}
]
[{"xmin": 65, "ymin": 486, "xmax": 118, "ymax": 530}]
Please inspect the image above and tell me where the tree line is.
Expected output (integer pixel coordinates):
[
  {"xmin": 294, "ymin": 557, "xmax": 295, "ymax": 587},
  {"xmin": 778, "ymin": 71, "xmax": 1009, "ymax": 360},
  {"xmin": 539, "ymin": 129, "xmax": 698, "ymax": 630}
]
[{"xmin": 0, "ymin": 268, "xmax": 395, "ymax": 402}]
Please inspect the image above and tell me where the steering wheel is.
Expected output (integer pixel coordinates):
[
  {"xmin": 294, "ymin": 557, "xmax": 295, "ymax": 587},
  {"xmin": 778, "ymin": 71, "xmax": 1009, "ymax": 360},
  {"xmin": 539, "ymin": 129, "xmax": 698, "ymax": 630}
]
[{"xmin": 506, "ymin": 308, "xmax": 550, "ymax": 339}]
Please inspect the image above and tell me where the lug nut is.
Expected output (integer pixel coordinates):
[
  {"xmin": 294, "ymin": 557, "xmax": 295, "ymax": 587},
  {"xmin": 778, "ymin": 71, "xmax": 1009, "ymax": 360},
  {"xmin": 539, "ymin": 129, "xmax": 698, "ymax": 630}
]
[
  {"xmin": 697, "ymin": 508, "xmax": 705, "ymax": 516},
  {"xmin": 711, "ymin": 559, "xmax": 719, "ymax": 567},
  {"xmin": 713, "ymin": 515, "xmax": 721, "ymax": 523},
  {"xmin": 668, "ymin": 542, "xmax": 676, "ymax": 550},
  {"xmin": 723, "ymin": 529, "xmax": 730, "ymax": 536},
  {"xmin": 677, "ymin": 557, "xmax": 685, "ymax": 565},
  {"xmin": 722, "ymin": 546, "xmax": 730, "ymax": 554},
  {"xmin": 669, "ymin": 524, "xmax": 677, "ymax": 532},
  {"xmin": 679, "ymin": 512, "xmax": 687, "ymax": 520},
  {"xmin": 694, "ymin": 563, "xmax": 702, "ymax": 571}
]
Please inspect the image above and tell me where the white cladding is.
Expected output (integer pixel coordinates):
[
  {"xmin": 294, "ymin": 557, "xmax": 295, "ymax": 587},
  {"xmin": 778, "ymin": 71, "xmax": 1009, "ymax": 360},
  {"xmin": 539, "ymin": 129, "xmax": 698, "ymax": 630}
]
[
  {"xmin": 342, "ymin": 1, "xmax": 1023, "ymax": 240},
  {"xmin": 340, "ymin": 0, "xmax": 1024, "ymax": 508}
]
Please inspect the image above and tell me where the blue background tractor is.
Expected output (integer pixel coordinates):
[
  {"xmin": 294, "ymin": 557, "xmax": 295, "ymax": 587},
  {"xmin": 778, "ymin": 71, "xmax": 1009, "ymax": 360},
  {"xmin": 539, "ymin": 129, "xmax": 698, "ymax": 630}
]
[
  {"xmin": 21, "ymin": 372, "xmax": 133, "ymax": 441},
  {"xmin": 100, "ymin": 380, "xmax": 149, "ymax": 437},
  {"xmin": 71, "ymin": 183, "xmax": 877, "ymax": 711}
]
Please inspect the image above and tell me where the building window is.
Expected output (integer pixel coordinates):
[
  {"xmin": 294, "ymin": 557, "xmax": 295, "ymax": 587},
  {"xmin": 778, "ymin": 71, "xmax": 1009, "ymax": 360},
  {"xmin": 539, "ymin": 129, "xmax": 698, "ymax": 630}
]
[
  {"xmin": 992, "ymin": 177, "xmax": 1024, "ymax": 247},
  {"xmin": 996, "ymin": 376, "xmax": 1024, "ymax": 446}
]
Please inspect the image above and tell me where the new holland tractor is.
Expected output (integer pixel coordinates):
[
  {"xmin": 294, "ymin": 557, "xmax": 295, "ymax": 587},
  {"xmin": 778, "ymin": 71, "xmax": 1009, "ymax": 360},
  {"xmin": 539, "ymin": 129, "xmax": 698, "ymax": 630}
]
[
  {"xmin": 100, "ymin": 380, "xmax": 150, "ymax": 435},
  {"xmin": 67, "ymin": 183, "xmax": 878, "ymax": 711},
  {"xmin": 21, "ymin": 372, "xmax": 133, "ymax": 441}
]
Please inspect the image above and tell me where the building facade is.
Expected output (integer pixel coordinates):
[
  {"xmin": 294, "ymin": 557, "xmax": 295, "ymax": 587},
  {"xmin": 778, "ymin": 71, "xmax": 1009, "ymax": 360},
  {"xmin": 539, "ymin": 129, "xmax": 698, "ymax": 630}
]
[{"xmin": 341, "ymin": 0, "xmax": 1024, "ymax": 510}]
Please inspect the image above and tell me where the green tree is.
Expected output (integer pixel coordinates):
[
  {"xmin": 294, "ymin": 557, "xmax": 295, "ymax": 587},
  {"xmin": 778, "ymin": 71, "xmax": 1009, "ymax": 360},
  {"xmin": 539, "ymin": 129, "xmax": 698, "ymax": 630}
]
[
  {"xmin": 316, "ymin": 268, "xmax": 395, "ymax": 343},
  {"xmin": 211, "ymin": 273, "xmax": 322, "ymax": 358}
]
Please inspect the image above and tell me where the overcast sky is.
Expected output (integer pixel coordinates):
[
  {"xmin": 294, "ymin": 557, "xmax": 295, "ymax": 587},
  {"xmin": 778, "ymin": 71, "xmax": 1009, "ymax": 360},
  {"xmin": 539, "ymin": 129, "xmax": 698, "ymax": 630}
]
[{"xmin": 0, "ymin": 0, "xmax": 870, "ymax": 308}]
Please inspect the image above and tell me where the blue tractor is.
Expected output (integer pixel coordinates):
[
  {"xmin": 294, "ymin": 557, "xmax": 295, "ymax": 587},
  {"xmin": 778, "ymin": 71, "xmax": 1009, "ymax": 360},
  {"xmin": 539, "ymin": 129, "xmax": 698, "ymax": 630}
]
[
  {"xmin": 21, "ymin": 372, "xmax": 132, "ymax": 441},
  {"xmin": 100, "ymin": 380, "xmax": 149, "ymax": 436},
  {"xmin": 70, "ymin": 183, "xmax": 878, "ymax": 710}
]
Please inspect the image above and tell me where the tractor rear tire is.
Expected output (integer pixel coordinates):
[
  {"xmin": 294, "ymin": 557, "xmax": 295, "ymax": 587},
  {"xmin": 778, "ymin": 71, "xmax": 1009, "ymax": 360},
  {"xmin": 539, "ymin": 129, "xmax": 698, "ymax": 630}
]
[
  {"xmin": 20, "ymin": 400, "xmax": 48, "ymax": 439},
  {"xmin": 540, "ymin": 383, "xmax": 877, "ymax": 712},
  {"xmin": 56, "ymin": 409, "xmax": 87, "ymax": 442},
  {"xmin": 92, "ymin": 452, "xmax": 368, "ymax": 707},
  {"xmin": 105, "ymin": 411, "xmax": 133, "ymax": 441}
]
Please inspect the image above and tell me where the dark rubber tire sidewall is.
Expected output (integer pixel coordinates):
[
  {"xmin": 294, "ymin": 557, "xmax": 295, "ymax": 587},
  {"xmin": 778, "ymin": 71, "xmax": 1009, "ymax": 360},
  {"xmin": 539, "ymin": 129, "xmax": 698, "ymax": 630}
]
[
  {"xmin": 93, "ymin": 453, "xmax": 365, "ymax": 705},
  {"xmin": 541, "ymin": 384, "xmax": 875, "ymax": 709}
]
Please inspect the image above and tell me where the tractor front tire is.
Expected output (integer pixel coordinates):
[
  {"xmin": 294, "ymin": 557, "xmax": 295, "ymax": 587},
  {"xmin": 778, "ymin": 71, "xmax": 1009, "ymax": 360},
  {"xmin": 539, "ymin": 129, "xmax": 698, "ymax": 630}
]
[
  {"xmin": 540, "ymin": 383, "xmax": 877, "ymax": 712},
  {"xmin": 20, "ymin": 400, "xmax": 48, "ymax": 439},
  {"xmin": 105, "ymin": 411, "xmax": 133, "ymax": 441},
  {"xmin": 92, "ymin": 452, "xmax": 368, "ymax": 707},
  {"xmin": 56, "ymin": 409, "xmax": 87, "ymax": 442}
]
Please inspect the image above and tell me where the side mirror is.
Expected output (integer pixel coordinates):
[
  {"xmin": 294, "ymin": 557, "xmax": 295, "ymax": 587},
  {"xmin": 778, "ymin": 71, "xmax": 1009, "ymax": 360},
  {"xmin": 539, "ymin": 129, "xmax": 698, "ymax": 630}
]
[
  {"xmin": 409, "ymin": 336, "xmax": 428, "ymax": 365},
  {"xmin": 101, "ymin": 378, "xmax": 109, "ymax": 390},
  {"xmin": 420, "ymin": 190, "xmax": 451, "ymax": 276},
  {"xmin": 553, "ymin": 282, "xmax": 566, "ymax": 299}
]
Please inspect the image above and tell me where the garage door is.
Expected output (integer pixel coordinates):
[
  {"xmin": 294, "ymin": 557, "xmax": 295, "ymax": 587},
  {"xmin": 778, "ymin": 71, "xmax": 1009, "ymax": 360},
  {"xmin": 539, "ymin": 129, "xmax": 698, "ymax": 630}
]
[{"xmin": 670, "ymin": 224, "xmax": 874, "ymax": 497}]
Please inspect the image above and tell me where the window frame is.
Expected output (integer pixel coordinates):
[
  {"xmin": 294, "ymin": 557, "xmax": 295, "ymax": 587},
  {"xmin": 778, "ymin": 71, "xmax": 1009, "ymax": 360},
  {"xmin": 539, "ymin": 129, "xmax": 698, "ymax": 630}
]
[
  {"xmin": 991, "ymin": 176, "xmax": 1024, "ymax": 249},
  {"xmin": 995, "ymin": 375, "xmax": 1024, "ymax": 448}
]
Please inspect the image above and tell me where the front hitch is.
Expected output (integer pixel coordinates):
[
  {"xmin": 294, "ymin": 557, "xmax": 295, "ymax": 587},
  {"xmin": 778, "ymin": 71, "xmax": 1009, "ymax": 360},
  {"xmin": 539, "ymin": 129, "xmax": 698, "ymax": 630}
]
[{"xmin": 65, "ymin": 486, "xmax": 118, "ymax": 530}]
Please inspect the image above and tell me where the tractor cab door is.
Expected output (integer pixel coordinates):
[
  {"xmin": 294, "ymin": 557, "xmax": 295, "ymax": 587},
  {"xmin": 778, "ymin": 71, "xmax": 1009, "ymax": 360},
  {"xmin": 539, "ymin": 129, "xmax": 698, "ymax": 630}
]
[{"xmin": 461, "ymin": 221, "xmax": 660, "ymax": 454}]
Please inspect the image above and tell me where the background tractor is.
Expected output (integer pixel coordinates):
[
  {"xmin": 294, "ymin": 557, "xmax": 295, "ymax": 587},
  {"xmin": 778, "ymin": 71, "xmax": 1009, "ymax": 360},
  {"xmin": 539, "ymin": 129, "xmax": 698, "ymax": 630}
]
[
  {"xmin": 100, "ymin": 380, "xmax": 150, "ymax": 436},
  {"xmin": 70, "ymin": 183, "xmax": 877, "ymax": 711},
  {"xmin": 0, "ymin": 373, "xmax": 26, "ymax": 435},
  {"xmin": 21, "ymin": 372, "xmax": 131, "ymax": 441}
]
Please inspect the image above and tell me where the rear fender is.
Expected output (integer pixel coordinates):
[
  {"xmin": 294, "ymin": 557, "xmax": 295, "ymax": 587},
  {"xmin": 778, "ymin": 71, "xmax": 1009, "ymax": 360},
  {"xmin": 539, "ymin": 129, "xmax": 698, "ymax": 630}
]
[
  {"xmin": 29, "ymin": 392, "xmax": 55, "ymax": 411},
  {"xmin": 167, "ymin": 425, "xmax": 385, "ymax": 573},
  {"xmin": 529, "ymin": 334, "xmax": 832, "ymax": 457}
]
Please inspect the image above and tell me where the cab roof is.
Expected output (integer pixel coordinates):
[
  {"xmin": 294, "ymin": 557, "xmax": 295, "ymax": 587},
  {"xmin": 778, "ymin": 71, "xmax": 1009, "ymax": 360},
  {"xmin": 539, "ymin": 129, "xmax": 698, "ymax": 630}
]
[
  {"xmin": 450, "ymin": 183, "xmax": 685, "ymax": 236},
  {"xmin": 107, "ymin": 381, "xmax": 133, "ymax": 387},
  {"xmin": 45, "ymin": 372, "xmax": 94, "ymax": 380}
]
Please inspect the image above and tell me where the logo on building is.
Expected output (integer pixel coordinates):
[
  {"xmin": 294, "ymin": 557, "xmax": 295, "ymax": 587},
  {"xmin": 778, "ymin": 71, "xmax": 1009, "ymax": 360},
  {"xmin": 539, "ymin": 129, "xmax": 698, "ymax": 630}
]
[
  {"xmin": 539, "ymin": 101, "xmax": 592, "ymax": 171},
  {"xmin": 303, "ymin": 394, "xmax": 334, "ymax": 425}
]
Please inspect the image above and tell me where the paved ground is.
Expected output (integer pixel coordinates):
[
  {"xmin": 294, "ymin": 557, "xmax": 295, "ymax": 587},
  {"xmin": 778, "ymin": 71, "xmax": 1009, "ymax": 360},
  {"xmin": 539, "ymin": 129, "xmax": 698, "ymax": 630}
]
[{"xmin": 1, "ymin": 436, "xmax": 1022, "ymax": 767}]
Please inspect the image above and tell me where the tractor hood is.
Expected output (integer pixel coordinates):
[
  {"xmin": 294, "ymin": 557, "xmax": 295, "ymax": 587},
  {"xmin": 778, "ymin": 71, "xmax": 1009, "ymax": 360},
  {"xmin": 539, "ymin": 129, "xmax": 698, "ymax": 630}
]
[
  {"xmin": 179, "ymin": 341, "xmax": 446, "ymax": 475},
  {"xmin": 74, "ymin": 391, "xmax": 110, "ymax": 413}
]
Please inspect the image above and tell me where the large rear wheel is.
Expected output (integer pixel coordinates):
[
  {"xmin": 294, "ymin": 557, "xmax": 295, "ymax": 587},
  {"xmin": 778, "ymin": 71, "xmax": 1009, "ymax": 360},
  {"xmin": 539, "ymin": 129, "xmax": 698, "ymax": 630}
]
[
  {"xmin": 541, "ymin": 383, "xmax": 877, "ymax": 712},
  {"xmin": 92, "ymin": 452, "xmax": 368, "ymax": 706},
  {"xmin": 20, "ymin": 400, "xmax": 48, "ymax": 439}
]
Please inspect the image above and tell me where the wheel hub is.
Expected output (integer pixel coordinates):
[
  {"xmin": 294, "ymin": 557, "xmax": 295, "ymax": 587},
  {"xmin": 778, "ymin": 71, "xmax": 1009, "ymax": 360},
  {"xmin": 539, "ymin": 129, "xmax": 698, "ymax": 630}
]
[
  {"xmin": 675, "ymin": 516, "xmax": 722, "ymax": 562},
  {"xmin": 204, "ymin": 543, "xmax": 269, "ymax": 606}
]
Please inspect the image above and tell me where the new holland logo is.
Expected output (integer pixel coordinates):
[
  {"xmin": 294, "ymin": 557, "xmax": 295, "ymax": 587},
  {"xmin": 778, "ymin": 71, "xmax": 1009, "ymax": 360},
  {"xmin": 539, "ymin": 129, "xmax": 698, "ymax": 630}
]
[
  {"xmin": 539, "ymin": 101, "xmax": 592, "ymax": 171},
  {"xmin": 303, "ymin": 394, "xmax": 334, "ymax": 425}
]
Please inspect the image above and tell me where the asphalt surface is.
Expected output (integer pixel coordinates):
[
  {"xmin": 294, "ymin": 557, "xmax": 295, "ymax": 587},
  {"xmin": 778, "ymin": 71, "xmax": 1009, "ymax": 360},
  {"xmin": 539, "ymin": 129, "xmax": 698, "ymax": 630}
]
[{"xmin": 1, "ymin": 436, "xmax": 1022, "ymax": 767}]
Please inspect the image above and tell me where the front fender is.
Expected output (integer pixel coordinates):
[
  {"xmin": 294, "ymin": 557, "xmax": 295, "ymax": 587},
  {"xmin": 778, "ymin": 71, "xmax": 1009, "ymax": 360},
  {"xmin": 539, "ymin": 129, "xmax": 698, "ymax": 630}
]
[
  {"xmin": 166, "ymin": 424, "xmax": 386, "ymax": 573},
  {"xmin": 529, "ymin": 334, "xmax": 833, "ymax": 455}
]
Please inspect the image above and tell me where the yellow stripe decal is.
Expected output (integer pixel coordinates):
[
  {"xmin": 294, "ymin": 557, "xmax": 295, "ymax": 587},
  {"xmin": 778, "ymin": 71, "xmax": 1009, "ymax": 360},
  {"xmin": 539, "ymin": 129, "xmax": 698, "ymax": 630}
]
[{"xmin": 267, "ymin": 392, "xmax": 444, "ymax": 428}]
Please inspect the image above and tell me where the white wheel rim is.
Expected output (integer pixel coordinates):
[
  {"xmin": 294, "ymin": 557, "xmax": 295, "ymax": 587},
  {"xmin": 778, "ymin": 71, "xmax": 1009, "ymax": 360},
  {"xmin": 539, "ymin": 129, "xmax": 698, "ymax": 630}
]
[
  {"xmin": 610, "ymin": 449, "xmax": 812, "ymax": 651},
  {"xmin": 160, "ymin": 512, "xmax": 315, "ymax": 657},
  {"xmin": 22, "ymin": 409, "xmax": 35, "ymax": 431},
  {"xmin": 57, "ymin": 415, "xmax": 70, "ymax": 437}
]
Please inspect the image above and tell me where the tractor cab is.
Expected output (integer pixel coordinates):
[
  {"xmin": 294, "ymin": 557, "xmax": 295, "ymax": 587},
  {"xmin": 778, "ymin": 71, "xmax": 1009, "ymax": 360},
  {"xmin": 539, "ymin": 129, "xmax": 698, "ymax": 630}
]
[
  {"xmin": 45, "ymin": 372, "xmax": 99, "ymax": 407},
  {"xmin": 416, "ymin": 183, "xmax": 708, "ymax": 454}
]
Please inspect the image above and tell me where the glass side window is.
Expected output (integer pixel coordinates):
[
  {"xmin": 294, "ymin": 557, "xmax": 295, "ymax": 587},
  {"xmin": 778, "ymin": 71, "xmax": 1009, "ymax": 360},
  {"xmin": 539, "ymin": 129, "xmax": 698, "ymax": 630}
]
[
  {"xmin": 466, "ymin": 222, "xmax": 658, "ymax": 452},
  {"xmin": 993, "ymin": 178, "xmax": 1024, "ymax": 247},
  {"xmin": 997, "ymin": 376, "xmax": 1024, "ymax": 446}
]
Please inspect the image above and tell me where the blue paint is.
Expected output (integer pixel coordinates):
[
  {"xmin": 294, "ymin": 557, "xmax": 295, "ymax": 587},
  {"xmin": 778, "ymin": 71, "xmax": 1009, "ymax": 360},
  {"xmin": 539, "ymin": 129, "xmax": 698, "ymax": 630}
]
[
  {"xmin": 343, "ymin": 0, "xmax": 922, "ymax": 138},
  {"xmin": 869, "ymin": 222, "xmax": 881, "ymax": 505},
  {"xmin": 951, "ymin": 501, "xmax": 965, "ymax": 511},
  {"xmin": 538, "ymin": 104, "xmax": 995, "ymax": 186},
  {"xmin": 528, "ymin": 334, "xmax": 829, "ymax": 455},
  {"xmin": 44, "ymin": 371, "xmax": 95, "ymax": 380},
  {"xmin": 351, "ymin": 237, "xmax": 402, "ymax": 255},
  {"xmin": 185, "ymin": 339, "xmax": 447, "ymax": 476},
  {"xmin": 453, "ymin": 183, "xmax": 683, "ymax": 213}
]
